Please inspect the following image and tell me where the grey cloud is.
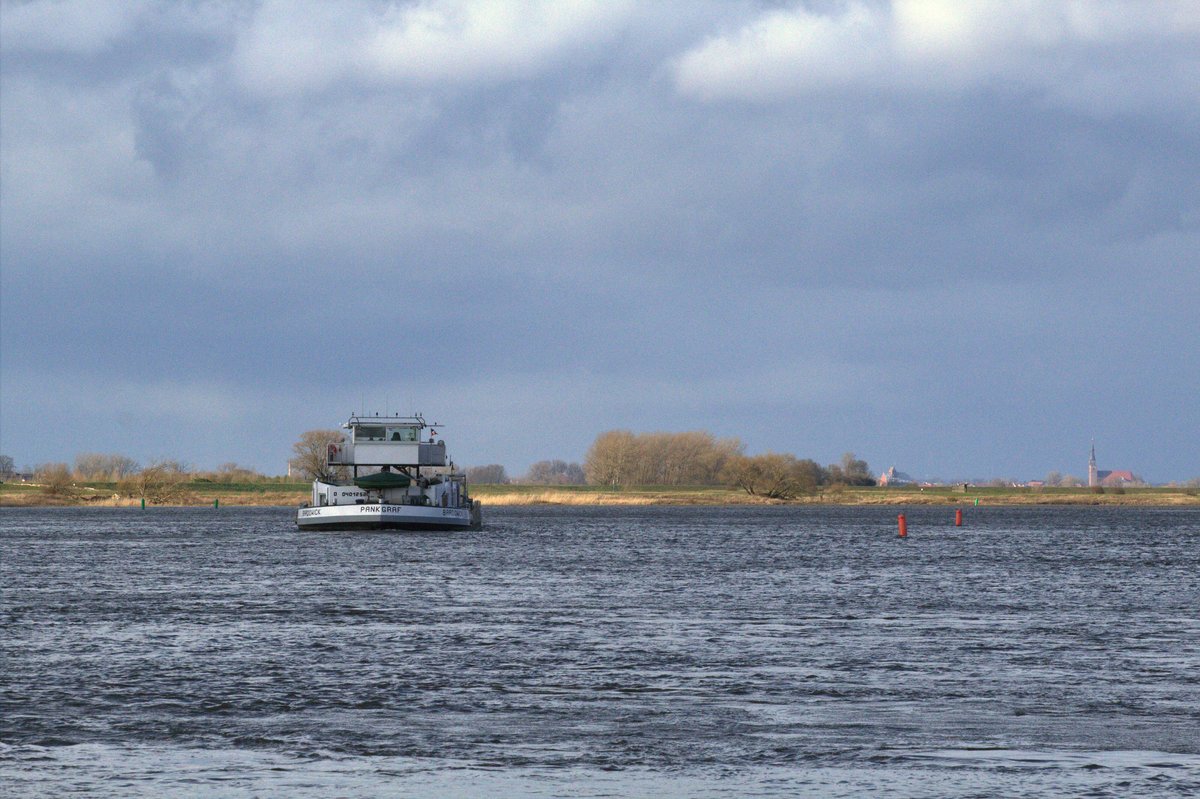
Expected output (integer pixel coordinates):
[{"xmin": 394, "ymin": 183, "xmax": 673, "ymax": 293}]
[{"xmin": 2, "ymin": 1, "xmax": 1198, "ymax": 481}]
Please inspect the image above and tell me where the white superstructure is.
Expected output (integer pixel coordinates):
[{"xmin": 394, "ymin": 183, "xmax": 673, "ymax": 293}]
[{"xmin": 296, "ymin": 414, "xmax": 482, "ymax": 531}]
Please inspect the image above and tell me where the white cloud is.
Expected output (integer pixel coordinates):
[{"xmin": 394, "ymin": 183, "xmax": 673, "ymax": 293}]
[
  {"xmin": 673, "ymin": 3, "xmax": 889, "ymax": 100},
  {"xmin": 232, "ymin": 0, "xmax": 633, "ymax": 95},
  {"xmin": 893, "ymin": 0, "xmax": 1200, "ymax": 56},
  {"xmin": 673, "ymin": 0, "xmax": 1200, "ymax": 112}
]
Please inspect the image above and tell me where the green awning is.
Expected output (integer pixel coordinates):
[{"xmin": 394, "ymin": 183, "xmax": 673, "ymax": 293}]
[{"xmin": 353, "ymin": 471, "xmax": 411, "ymax": 490}]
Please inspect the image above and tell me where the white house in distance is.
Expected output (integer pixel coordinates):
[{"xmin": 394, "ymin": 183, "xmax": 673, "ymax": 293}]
[{"xmin": 878, "ymin": 466, "xmax": 916, "ymax": 487}]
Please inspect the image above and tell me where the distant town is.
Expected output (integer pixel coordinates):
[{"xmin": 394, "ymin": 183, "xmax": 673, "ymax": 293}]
[{"xmin": 877, "ymin": 443, "xmax": 1147, "ymax": 489}]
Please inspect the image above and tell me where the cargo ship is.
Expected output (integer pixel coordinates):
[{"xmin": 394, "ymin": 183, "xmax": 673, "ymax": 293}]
[{"xmin": 296, "ymin": 414, "xmax": 482, "ymax": 531}]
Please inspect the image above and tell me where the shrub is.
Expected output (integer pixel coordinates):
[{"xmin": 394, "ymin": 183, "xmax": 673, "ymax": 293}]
[
  {"xmin": 35, "ymin": 463, "xmax": 74, "ymax": 495},
  {"xmin": 117, "ymin": 462, "xmax": 192, "ymax": 504}
]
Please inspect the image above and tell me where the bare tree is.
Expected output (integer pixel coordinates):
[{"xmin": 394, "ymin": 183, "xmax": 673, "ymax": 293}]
[
  {"xmin": 216, "ymin": 462, "xmax": 262, "ymax": 482},
  {"xmin": 74, "ymin": 453, "xmax": 108, "ymax": 480},
  {"xmin": 793, "ymin": 458, "xmax": 826, "ymax": 494},
  {"xmin": 724, "ymin": 453, "xmax": 824, "ymax": 500},
  {"xmin": 584, "ymin": 430, "xmax": 637, "ymax": 487},
  {"xmin": 1045, "ymin": 471, "xmax": 1062, "ymax": 486},
  {"xmin": 829, "ymin": 452, "xmax": 873, "ymax": 486},
  {"xmin": 35, "ymin": 462, "xmax": 73, "ymax": 495},
  {"xmin": 700, "ymin": 436, "xmax": 739, "ymax": 479},
  {"xmin": 191, "ymin": 463, "xmax": 265, "ymax": 483},
  {"xmin": 721, "ymin": 454, "xmax": 763, "ymax": 495},
  {"xmin": 757, "ymin": 454, "xmax": 822, "ymax": 499},
  {"xmin": 466, "ymin": 464, "xmax": 509, "ymax": 484},
  {"xmin": 291, "ymin": 429, "xmax": 346, "ymax": 481},
  {"xmin": 0, "ymin": 454, "xmax": 14, "ymax": 478},
  {"xmin": 109, "ymin": 455, "xmax": 140, "ymax": 479},
  {"xmin": 659, "ymin": 432, "xmax": 743, "ymax": 485},
  {"xmin": 74, "ymin": 453, "xmax": 141, "ymax": 481},
  {"xmin": 525, "ymin": 460, "xmax": 585, "ymax": 484},
  {"xmin": 584, "ymin": 430, "xmax": 743, "ymax": 487},
  {"xmin": 117, "ymin": 461, "xmax": 191, "ymax": 503}
]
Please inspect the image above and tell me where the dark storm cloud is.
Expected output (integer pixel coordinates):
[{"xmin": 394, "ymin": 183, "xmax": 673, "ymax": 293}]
[{"xmin": 2, "ymin": 1, "xmax": 1197, "ymax": 480}]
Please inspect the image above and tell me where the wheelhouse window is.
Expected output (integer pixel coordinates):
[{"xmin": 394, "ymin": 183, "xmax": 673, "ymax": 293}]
[
  {"xmin": 354, "ymin": 425, "xmax": 386, "ymax": 441},
  {"xmin": 386, "ymin": 427, "xmax": 419, "ymax": 442}
]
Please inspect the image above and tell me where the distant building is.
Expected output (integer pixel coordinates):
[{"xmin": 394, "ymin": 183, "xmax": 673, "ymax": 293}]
[
  {"xmin": 1098, "ymin": 470, "xmax": 1139, "ymax": 487},
  {"xmin": 1088, "ymin": 443, "xmax": 1141, "ymax": 487},
  {"xmin": 878, "ymin": 466, "xmax": 916, "ymax": 487}
]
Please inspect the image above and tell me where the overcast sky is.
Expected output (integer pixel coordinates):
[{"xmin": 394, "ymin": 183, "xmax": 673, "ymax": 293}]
[{"xmin": 2, "ymin": 0, "xmax": 1198, "ymax": 482}]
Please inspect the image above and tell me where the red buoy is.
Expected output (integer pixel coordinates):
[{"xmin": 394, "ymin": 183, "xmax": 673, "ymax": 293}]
[
  {"xmin": 898, "ymin": 513, "xmax": 907, "ymax": 538},
  {"xmin": 955, "ymin": 508, "xmax": 963, "ymax": 527}
]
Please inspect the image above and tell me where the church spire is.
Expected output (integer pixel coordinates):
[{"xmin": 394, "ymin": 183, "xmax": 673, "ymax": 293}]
[{"xmin": 1088, "ymin": 440, "xmax": 1098, "ymax": 487}]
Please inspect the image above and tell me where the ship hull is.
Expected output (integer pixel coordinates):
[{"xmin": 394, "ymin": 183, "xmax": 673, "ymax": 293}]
[{"xmin": 296, "ymin": 503, "xmax": 479, "ymax": 531}]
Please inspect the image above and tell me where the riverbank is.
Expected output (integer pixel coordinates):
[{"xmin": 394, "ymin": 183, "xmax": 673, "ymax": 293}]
[
  {"xmin": 477, "ymin": 485, "xmax": 1199, "ymax": 506},
  {"xmin": 2, "ymin": 481, "xmax": 1196, "ymax": 507},
  {"xmin": 0, "ymin": 482, "xmax": 307, "ymax": 508}
]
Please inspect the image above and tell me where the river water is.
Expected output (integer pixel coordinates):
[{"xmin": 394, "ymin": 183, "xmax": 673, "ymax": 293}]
[{"xmin": 2, "ymin": 505, "xmax": 1198, "ymax": 797}]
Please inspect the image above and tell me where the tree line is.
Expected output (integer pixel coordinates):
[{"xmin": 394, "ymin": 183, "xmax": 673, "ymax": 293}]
[
  {"xmin": 457, "ymin": 431, "xmax": 875, "ymax": 497},
  {"xmin": 466, "ymin": 460, "xmax": 586, "ymax": 485},
  {"xmin": 12, "ymin": 452, "xmax": 296, "ymax": 503},
  {"xmin": 8, "ymin": 428, "xmax": 874, "ymax": 503},
  {"xmin": 582, "ymin": 430, "xmax": 742, "ymax": 486},
  {"xmin": 28, "ymin": 453, "xmax": 286, "ymax": 483},
  {"xmin": 579, "ymin": 430, "xmax": 874, "ymax": 498}
]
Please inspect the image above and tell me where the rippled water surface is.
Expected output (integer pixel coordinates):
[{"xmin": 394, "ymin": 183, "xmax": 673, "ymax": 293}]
[{"xmin": 3, "ymin": 505, "xmax": 1199, "ymax": 797}]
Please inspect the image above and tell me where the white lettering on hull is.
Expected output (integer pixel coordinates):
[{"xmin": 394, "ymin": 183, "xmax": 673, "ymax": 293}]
[{"xmin": 297, "ymin": 504, "xmax": 474, "ymax": 528}]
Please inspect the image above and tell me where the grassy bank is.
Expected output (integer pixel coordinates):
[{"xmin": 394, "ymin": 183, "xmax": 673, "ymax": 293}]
[
  {"xmin": 473, "ymin": 484, "xmax": 1200, "ymax": 506},
  {"xmin": 2, "ymin": 481, "xmax": 1196, "ymax": 508},
  {"xmin": 0, "ymin": 480, "xmax": 310, "ymax": 508},
  {"xmin": 823, "ymin": 485, "xmax": 1199, "ymax": 506}
]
